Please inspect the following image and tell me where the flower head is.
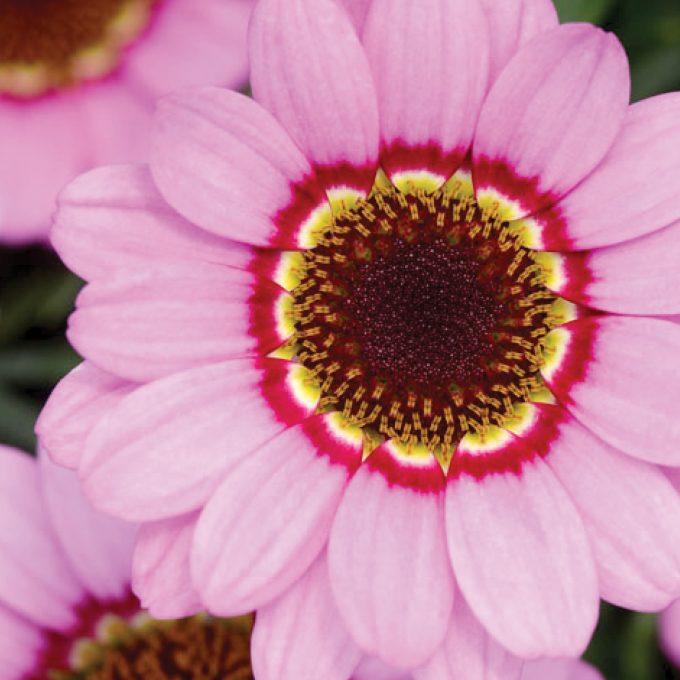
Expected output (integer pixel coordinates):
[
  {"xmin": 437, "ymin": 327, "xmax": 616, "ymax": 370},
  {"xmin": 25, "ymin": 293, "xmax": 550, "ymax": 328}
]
[
  {"xmin": 0, "ymin": 0, "xmax": 254, "ymax": 244},
  {"xmin": 40, "ymin": 0, "xmax": 680, "ymax": 675}
]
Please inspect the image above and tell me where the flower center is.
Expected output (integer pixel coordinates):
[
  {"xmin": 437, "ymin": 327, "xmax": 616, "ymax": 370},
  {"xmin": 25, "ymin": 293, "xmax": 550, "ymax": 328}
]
[
  {"xmin": 291, "ymin": 186, "xmax": 559, "ymax": 456},
  {"xmin": 31, "ymin": 594, "xmax": 253, "ymax": 679},
  {"xmin": 0, "ymin": 0, "xmax": 157, "ymax": 98}
]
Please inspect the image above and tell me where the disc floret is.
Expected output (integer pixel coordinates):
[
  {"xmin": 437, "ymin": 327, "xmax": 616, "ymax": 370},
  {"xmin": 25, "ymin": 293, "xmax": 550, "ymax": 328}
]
[{"xmin": 291, "ymin": 185, "xmax": 561, "ymax": 462}]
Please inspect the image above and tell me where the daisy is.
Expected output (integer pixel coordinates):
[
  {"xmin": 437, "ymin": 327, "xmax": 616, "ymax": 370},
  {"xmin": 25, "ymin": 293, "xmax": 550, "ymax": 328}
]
[
  {"xmin": 39, "ymin": 0, "xmax": 680, "ymax": 674},
  {"xmin": 0, "ymin": 0, "xmax": 253, "ymax": 245}
]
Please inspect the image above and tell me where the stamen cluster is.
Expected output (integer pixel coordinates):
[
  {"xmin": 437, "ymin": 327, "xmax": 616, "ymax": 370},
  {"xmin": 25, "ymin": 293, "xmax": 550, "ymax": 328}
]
[
  {"xmin": 291, "ymin": 186, "xmax": 558, "ymax": 455},
  {"xmin": 47, "ymin": 615, "xmax": 252, "ymax": 680}
]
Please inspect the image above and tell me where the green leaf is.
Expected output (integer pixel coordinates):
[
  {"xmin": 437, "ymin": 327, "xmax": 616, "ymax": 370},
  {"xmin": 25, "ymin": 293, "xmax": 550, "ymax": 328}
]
[{"xmin": 553, "ymin": 0, "xmax": 616, "ymax": 24}]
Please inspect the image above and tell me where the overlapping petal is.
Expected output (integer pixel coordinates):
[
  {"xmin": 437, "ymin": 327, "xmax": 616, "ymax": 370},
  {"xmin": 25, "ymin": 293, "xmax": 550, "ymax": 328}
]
[
  {"xmin": 52, "ymin": 164, "xmax": 252, "ymax": 282},
  {"xmin": 36, "ymin": 362, "xmax": 133, "ymax": 469},
  {"xmin": 68, "ymin": 262, "xmax": 278, "ymax": 382},
  {"xmin": 80, "ymin": 359, "xmax": 309, "ymax": 522},
  {"xmin": 363, "ymin": 0, "xmax": 489, "ymax": 180},
  {"xmin": 413, "ymin": 595, "xmax": 522, "ymax": 680},
  {"xmin": 250, "ymin": 0, "xmax": 379, "ymax": 190},
  {"xmin": 544, "ymin": 317, "xmax": 680, "ymax": 466},
  {"xmin": 132, "ymin": 512, "xmax": 203, "ymax": 619},
  {"xmin": 473, "ymin": 24, "xmax": 629, "ymax": 215},
  {"xmin": 558, "ymin": 218, "xmax": 680, "ymax": 315},
  {"xmin": 543, "ymin": 93, "xmax": 680, "ymax": 250},
  {"xmin": 546, "ymin": 409, "xmax": 680, "ymax": 610},
  {"xmin": 328, "ymin": 460, "xmax": 454, "ymax": 669},
  {"xmin": 251, "ymin": 553, "xmax": 362, "ymax": 680},
  {"xmin": 193, "ymin": 417, "xmax": 359, "ymax": 615},
  {"xmin": 446, "ymin": 457, "xmax": 599, "ymax": 657},
  {"xmin": 478, "ymin": 0, "xmax": 558, "ymax": 82},
  {"xmin": 151, "ymin": 87, "xmax": 321, "ymax": 247}
]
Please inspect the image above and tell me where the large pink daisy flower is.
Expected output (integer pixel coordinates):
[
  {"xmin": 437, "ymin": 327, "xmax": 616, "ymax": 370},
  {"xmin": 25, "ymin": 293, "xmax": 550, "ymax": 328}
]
[
  {"xmin": 0, "ymin": 0, "xmax": 254, "ymax": 245},
  {"xmin": 39, "ymin": 0, "xmax": 680, "ymax": 675}
]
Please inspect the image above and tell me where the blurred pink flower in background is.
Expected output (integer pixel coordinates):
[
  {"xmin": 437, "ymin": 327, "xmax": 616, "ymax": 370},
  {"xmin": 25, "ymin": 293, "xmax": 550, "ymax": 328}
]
[
  {"xmin": 0, "ymin": 0, "xmax": 253, "ymax": 245},
  {"xmin": 660, "ymin": 600, "xmax": 680, "ymax": 668},
  {"xmin": 37, "ymin": 0, "xmax": 680, "ymax": 676},
  {"xmin": 521, "ymin": 659, "xmax": 604, "ymax": 680}
]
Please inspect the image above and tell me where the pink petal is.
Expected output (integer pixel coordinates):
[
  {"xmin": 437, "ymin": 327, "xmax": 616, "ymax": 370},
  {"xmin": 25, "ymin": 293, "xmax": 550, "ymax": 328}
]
[
  {"xmin": 339, "ymin": 0, "xmax": 373, "ymax": 34},
  {"xmin": 521, "ymin": 659, "xmax": 604, "ymax": 680},
  {"xmin": 544, "ymin": 317, "xmax": 680, "ymax": 466},
  {"xmin": 81, "ymin": 358, "xmax": 311, "ymax": 522},
  {"xmin": 352, "ymin": 657, "xmax": 412, "ymax": 680},
  {"xmin": 193, "ymin": 416, "xmax": 361, "ymax": 615},
  {"xmin": 250, "ymin": 0, "xmax": 379, "ymax": 189},
  {"xmin": 473, "ymin": 24, "xmax": 629, "ymax": 216},
  {"xmin": 151, "ymin": 87, "xmax": 323, "ymax": 248},
  {"xmin": 328, "ymin": 461, "xmax": 454, "ymax": 669},
  {"xmin": 132, "ymin": 512, "xmax": 203, "ymax": 619},
  {"xmin": 543, "ymin": 93, "xmax": 680, "ymax": 250},
  {"xmin": 0, "ymin": 95, "xmax": 89, "ymax": 245},
  {"xmin": 445, "ymin": 457, "xmax": 599, "ymax": 657},
  {"xmin": 38, "ymin": 451, "xmax": 136, "ymax": 602},
  {"xmin": 559, "ymin": 218, "xmax": 680, "ymax": 315},
  {"xmin": 478, "ymin": 0, "xmax": 558, "ymax": 83},
  {"xmin": 125, "ymin": 0, "xmax": 253, "ymax": 96},
  {"xmin": 362, "ymin": 0, "xmax": 489, "ymax": 179},
  {"xmin": 660, "ymin": 601, "xmax": 680, "ymax": 667},
  {"xmin": 546, "ymin": 409, "xmax": 680, "ymax": 611},
  {"xmin": 413, "ymin": 595, "xmax": 522, "ymax": 680},
  {"xmin": 0, "ymin": 602, "xmax": 43, "ymax": 680},
  {"xmin": 68, "ymin": 262, "xmax": 278, "ymax": 382},
  {"xmin": 52, "ymin": 164, "xmax": 252, "ymax": 283},
  {"xmin": 251, "ymin": 553, "xmax": 362, "ymax": 680},
  {"xmin": 36, "ymin": 362, "xmax": 134, "ymax": 469},
  {"xmin": 0, "ymin": 446, "xmax": 83, "ymax": 630},
  {"xmin": 74, "ymin": 79, "xmax": 151, "ymax": 166}
]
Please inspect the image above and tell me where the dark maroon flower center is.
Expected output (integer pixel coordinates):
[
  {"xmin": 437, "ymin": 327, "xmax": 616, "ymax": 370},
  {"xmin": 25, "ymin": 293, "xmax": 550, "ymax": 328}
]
[
  {"xmin": 291, "ymin": 186, "xmax": 557, "ymax": 453},
  {"xmin": 345, "ymin": 238, "xmax": 505, "ymax": 387},
  {"xmin": 0, "ymin": 0, "xmax": 157, "ymax": 97},
  {"xmin": 29, "ymin": 592, "xmax": 253, "ymax": 679}
]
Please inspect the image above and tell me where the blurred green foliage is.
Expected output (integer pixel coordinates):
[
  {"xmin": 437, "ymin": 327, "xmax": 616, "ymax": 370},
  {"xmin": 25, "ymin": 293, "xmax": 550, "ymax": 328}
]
[
  {"xmin": 1, "ymin": 1, "xmax": 679, "ymax": 678},
  {"xmin": 0, "ymin": 249, "xmax": 80, "ymax": 451}
]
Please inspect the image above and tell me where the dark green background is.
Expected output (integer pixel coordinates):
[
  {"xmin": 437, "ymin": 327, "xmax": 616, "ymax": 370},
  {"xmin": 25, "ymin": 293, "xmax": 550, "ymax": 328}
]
[{"xmin": 1, "ymin": 1, "xmax": 679, "ymax": 678}]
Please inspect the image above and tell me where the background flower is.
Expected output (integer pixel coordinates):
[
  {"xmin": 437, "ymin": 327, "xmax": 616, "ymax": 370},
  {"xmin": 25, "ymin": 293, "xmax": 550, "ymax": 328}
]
[{"xmin": 0, "ymin": 0, "xmax": 254, "ymax": 245}]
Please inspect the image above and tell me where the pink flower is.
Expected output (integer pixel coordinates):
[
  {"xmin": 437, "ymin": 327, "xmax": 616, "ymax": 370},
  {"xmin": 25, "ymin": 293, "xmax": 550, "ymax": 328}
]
[
  {"xmin": 0, "ymin": 0, "xmax": 254, "ymax": 245},
  {"xmin": 39, "ymin": 0, "xmax": 680, "ymax": 676}
]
